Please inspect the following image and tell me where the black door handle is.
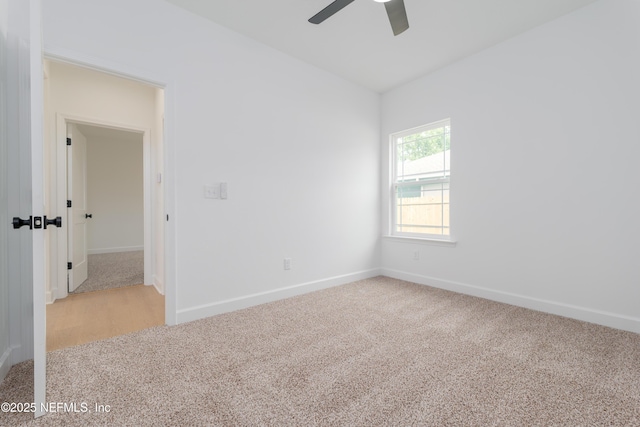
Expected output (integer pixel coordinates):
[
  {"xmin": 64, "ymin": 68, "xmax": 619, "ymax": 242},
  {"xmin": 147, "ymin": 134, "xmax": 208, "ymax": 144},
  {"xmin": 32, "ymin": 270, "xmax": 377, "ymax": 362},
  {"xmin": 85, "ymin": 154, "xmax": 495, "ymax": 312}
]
[
  {"xmin": 85, "ymin": 213, "xmax": 93, "ymax": 219},
  {"xmin": 12, "ymin": 216, "xmax": 32, "ymax": 229},
  {"xmin": 44, "ymin": 216, "xmax": 63, "ymax": 229},
  {"xmin": 13, "ymin": 216, "xmax": 63, "ymax": 230}
]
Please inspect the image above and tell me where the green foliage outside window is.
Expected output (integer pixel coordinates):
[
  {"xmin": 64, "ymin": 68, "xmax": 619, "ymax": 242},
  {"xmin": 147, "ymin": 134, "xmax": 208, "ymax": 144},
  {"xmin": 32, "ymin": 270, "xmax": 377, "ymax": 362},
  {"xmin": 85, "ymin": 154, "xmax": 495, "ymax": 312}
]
[{"xmin": 400, "ymin": 126, "xmax": 450, "ymax": 161}]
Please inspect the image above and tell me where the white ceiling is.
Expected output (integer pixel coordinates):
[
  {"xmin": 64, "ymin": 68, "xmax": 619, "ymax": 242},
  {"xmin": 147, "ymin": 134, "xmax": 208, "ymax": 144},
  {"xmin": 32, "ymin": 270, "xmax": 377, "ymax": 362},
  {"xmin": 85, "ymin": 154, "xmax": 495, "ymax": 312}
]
[{"xmin": 164, "ymin": 0, "xmax": 598, "ymax": 93}]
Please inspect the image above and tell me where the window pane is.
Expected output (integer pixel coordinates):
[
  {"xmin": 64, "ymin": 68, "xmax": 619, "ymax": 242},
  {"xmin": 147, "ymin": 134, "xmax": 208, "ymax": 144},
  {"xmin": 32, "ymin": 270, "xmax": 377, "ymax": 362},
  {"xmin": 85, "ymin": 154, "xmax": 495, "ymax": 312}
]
[
  {"xmin": 396, "ymin": 125, "xmax": 450, "ymax": 181},
  {"xmin": 392, "ymin": 119, "xmax": 450, "ymax": 237},
  {"xmin": 395, "ymin": 182, "xmax": 449, "ymax": 236}
]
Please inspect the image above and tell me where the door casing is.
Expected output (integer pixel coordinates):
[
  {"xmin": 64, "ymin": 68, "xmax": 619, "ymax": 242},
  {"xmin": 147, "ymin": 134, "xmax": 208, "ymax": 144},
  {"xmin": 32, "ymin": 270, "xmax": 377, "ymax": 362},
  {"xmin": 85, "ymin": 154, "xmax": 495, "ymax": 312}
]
[{"xmin": 66, "ymin": 123, "xmax": 88, "ymax": 292}]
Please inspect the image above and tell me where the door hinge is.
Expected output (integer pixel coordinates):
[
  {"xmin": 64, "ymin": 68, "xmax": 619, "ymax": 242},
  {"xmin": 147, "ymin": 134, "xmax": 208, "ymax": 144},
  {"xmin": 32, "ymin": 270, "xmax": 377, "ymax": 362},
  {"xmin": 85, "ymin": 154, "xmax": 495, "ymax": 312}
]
[
  {"xmin": 67, "ymin": 262, "xmax": 72, "ymax": 270},
  {"xmin": 66, "ymin": 137, "xmax": 72, "ymax": 146},
  {"xmin": 67, "ymin": 200, "xmax": 72, "ymax": 208}
]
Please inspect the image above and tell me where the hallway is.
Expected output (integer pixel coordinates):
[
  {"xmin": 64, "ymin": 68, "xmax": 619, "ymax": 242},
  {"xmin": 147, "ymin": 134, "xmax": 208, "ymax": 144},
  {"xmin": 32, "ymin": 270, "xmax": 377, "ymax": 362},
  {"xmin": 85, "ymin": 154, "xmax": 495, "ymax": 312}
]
[{"xmin": 46, "ymin": 285, "xmax": 164, "ymax": 351}]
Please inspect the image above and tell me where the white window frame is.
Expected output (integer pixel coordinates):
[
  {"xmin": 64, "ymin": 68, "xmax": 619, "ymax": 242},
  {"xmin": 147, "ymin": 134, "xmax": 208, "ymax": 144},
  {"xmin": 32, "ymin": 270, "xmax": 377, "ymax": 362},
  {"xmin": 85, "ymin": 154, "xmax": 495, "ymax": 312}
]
[{"xmin": 390, "ymin": 119, "xmax": 452, "ymax": 241}]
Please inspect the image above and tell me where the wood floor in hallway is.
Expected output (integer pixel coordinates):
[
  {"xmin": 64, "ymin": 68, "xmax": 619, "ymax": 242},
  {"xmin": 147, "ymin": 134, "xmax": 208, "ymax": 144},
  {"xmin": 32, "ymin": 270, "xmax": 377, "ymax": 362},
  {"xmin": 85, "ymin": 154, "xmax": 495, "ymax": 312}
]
[{"xmin": 46, "ymin": 284, "xmax": 165, "ymax": 351}]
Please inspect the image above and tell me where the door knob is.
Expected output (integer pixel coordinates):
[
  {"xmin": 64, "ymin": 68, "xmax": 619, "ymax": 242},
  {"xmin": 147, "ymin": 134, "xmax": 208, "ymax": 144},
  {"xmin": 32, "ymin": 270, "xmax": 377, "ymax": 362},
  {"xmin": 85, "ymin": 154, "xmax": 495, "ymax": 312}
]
[
  {"xmin": 44, "ymin": 216, "xmax": 63, "ymax": 229},
  {"xmin": 12, "ymin": 216, "xmax": 32, "ymax": 229},
  {"xmin": 85, "ymin": 213, "xmax": 93, "ymax": 219}
]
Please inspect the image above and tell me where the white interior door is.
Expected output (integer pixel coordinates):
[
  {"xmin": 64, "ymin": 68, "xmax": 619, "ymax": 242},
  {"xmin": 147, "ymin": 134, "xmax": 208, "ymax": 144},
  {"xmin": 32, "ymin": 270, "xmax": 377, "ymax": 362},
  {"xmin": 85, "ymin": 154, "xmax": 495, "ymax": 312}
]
[
  {"xmin": 3, "ymin": 0, "xmax": 45, "ymax": 416},
  {"xmin": 67, "ymin": 123, "xmax": 88, "ymax": 292},
  {"xmin": 0, "ymin": 0, "xmax": 10, "ymax": 384}
]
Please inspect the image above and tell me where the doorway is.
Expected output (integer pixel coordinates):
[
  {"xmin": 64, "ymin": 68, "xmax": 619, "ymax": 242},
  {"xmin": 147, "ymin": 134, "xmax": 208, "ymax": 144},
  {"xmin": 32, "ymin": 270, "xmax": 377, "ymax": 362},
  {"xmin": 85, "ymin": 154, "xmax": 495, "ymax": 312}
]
[
  {"xmin": 67, "ymin": 123, "xmax": 145, "ymax": 294},
  {"xmin": 43, "ymin": 59, "xmax": 166, "ymax": 349}
]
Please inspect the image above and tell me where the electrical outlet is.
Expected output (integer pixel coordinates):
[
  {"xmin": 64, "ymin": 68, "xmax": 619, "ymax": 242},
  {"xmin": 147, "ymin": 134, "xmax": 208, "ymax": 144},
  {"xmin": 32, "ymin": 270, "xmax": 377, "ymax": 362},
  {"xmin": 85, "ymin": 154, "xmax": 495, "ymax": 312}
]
[{"xmin": 284, "ymin": 258, "xmax": 292, "ymax": 270}]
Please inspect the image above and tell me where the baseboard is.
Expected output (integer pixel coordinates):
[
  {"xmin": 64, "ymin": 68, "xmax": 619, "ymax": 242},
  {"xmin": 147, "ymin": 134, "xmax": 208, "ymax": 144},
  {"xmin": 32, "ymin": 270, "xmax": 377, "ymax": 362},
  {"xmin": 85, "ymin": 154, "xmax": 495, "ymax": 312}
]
[
  {"xmin": 151, "ymin": 275, "xmax": 164, "ymax": 296},
  {"xmin": 45, "ymin": 290, "xmax": 54, "ymax": 305},
  {"xmin": 88, "ymin": 246, "xmax": 144, "ymax": 255},
  {"xmin": 381, "ymin": 268, "xmax": 640, "ymax": 334},
  {"xmin": 176, "ymin": 268, "xmax": 382, "ymax": 324}
]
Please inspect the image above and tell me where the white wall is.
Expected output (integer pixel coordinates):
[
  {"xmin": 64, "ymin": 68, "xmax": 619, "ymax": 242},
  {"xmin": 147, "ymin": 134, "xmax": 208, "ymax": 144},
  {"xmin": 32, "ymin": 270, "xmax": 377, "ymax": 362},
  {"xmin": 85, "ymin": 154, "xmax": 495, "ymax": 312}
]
[
  {"xmin": 381, "ymin": 0, "xmax": 640, "ymax": 332},
  {"xmin": 86, "ymin": 130, "xmax": 144, "ymax": 254},
  {"xmin": 45, "ymin": 60, "xmax": 161, "ymax": 300},
  {"xmin": 42, "ymin": 0, "xmax": 381, "ymax": 323}
]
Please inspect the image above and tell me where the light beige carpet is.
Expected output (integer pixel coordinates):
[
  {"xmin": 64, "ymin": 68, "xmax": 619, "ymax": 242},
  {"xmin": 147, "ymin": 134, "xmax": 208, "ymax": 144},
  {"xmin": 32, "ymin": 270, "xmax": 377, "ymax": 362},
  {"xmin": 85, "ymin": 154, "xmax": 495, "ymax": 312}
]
[
  {"xmin": 1, "ymin": 276, "xmax": 639, "ymax": 426},
  {"xmin": 72, "ymin": 251, "xmax": 144, "ymax": 294}
]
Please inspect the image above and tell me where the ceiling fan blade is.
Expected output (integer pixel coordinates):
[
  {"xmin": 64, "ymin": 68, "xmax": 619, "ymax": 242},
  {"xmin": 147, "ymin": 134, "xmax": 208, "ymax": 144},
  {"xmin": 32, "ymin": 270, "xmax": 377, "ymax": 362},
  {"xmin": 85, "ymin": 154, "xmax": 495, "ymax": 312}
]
[
  {"xmin": 309, "ymin": 0, "xmax": 356, "ymax": 24},
  {"xmin": 384, "ymin": 0, "xmax": 409, "ymax": 36}
]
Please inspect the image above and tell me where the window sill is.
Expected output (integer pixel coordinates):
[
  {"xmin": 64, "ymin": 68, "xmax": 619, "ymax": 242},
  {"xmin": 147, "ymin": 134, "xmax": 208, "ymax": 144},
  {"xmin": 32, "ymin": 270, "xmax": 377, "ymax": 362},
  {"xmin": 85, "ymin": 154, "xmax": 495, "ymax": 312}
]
[{"xmin": 383, "ymin": 235, "xmax": 457, "ymax": 247}]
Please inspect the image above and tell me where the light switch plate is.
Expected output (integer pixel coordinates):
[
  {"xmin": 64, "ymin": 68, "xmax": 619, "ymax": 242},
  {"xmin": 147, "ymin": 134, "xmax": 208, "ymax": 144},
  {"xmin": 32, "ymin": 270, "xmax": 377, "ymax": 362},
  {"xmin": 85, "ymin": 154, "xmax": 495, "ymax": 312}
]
[
  {"xmin": 220, "ymin": 182, "xmax": 228, "ymax": 199},
  {"xmin": 204, "ymin": 185, "xmax": 219, "ymax": 199}
]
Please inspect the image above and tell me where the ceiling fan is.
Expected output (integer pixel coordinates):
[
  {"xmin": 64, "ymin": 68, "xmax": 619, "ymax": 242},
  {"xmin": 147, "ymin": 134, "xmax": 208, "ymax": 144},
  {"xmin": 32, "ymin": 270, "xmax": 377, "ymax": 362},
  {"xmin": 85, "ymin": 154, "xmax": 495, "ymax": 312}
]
[{"xmin": 309, "ymin": 0, "xmax": 409, "ymax": 36}]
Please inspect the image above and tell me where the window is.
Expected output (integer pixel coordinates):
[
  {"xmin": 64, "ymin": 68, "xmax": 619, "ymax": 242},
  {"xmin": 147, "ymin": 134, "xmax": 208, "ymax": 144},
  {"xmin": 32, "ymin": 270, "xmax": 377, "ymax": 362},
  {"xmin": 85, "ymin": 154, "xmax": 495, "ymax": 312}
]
[{"xmin": 391, "ymin": 119, "xmax": 450, "ymax": 238}]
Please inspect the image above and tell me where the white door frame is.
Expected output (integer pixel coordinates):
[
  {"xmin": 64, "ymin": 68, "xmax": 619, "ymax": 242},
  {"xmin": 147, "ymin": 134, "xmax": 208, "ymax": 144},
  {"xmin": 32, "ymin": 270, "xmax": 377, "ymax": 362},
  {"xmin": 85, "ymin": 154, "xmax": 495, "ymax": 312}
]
[
  {"xmin": 55, "ymin": 114, "xmax": 152, "ymax": 298},
  {"xmin": 29, "ymin": 0, "xmax": 46, "ymax": 416},
  {"xmin": 44, "ymin": 48, "xmax": 177, "ymax": 326}
]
